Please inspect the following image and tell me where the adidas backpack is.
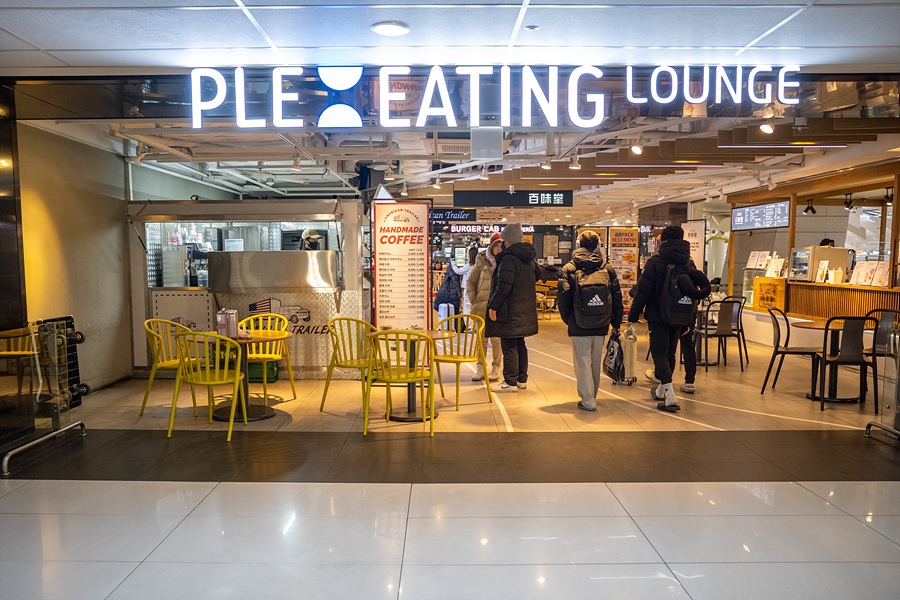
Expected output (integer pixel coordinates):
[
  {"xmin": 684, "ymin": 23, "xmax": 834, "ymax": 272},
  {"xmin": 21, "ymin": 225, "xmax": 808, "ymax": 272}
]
[
  {"xmin": 573, "ymin": 264, "xmax": 613, "ymax": 329},
  {"xmin": 658, "ymin": 263, "xmax": 697, "ymax": 326}
]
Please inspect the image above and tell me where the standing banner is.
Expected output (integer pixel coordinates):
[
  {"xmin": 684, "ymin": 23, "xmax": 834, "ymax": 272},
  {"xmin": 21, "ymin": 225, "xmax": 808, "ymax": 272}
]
[
  {"xmin": 373, "ymin": 202, "xmax": 430, "ymax": 330},
  {"xmin": 682, "ymin": 220, "xmax": 707, "ymax": 270},
  {"xmin": 608, "ymin": 228, "xmax": 639, "ymax": 312}
]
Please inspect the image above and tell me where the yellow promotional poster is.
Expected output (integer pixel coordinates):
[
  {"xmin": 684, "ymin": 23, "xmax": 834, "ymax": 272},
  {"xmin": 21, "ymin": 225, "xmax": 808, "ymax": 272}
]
[
  {"xmin": 373, "ymin": 202, "xmax": 430, "ymax": 330},
  {"xmin": 608, "ymin": 227, "xmax": 639, "ymax": 312}
]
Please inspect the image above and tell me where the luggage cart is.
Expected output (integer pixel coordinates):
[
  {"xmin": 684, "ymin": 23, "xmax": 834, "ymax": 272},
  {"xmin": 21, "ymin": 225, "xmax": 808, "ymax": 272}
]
[{"xmin": 35, "ymin": 316, "xmax": 88, "ymax": 407}]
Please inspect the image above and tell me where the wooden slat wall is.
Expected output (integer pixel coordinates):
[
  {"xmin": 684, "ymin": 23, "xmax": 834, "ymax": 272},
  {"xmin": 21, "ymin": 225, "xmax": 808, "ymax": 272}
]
[{"xmin": 787, "ymin": 282, "xmax": 900, "ymax": 319}]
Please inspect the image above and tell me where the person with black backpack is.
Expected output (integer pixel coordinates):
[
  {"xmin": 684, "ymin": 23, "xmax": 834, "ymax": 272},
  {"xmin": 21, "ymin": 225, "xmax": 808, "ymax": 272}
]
[
  {"xmin": 557, "ymin": 230, "xmax": 624, "ymax": 411},
  {"xmin": 628, "ymin": 226, "xmax": 710, "ymax": 412}
]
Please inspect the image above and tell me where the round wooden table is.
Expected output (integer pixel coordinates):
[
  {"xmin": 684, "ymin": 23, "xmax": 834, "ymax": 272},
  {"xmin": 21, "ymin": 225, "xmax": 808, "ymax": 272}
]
[
  {"xmin": 793, "ymin": 319, "xmax": 870, "ymax": 403},
  {"xmin": 390, "ymin": 329, "xmax": 455, "ymax": 423},
  {"xmin": 207, "ymin": 330, "xmax": 293, "ymax": 422}
]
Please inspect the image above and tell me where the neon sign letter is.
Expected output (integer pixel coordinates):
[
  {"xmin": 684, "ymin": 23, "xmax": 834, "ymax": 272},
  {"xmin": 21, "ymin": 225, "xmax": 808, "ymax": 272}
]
[
  {"xmin": 379, "ymin": 66, "xmax": 412, "ymax": 128},
  {"xmin": 456, "ymin": 66, "xmax": 493, "ymax": 127},
  {"xmin": 272, "ymin": 67, "xmax": 304, "ymax": 128},
  {"xmin": 567, "ymin": 66, "xmax": 605, "ymax": 128},
  {"xmin": 416, "ymin": 66, "xmax": 458, "ymax": 127},
  {"xmin": 778, "ymin": 66, "xmax": 801, "ymax": 105},
  {"xmin": 191, "ymin": 68, "xmax": 227, "ymax": 128},
  {"xmin": 522, "ymin": 66, "xmax": 558, "ymax": 127}
]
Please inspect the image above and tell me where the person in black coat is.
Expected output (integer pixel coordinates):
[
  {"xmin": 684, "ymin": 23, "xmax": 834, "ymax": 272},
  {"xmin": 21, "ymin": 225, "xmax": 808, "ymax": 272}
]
[
  {"xmin": 486, "ymin": 223, "xmax": 542, "ymax": 393},
  {"xmin": 433, "ymin": 262, "xmax": 463, "ymax": 316},
  {"xmin": 628, "ymin": 226, "xmax": 710, "ymax": 412},
  {"xmin": 557, "ymin": 230, "xmax": 624, "ymax": 411}
]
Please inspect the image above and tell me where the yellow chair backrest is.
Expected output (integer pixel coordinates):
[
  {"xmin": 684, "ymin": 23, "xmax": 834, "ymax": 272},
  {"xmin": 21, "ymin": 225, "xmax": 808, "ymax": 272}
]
[
  {"xmin": 239, "ymin": 313, "xmax": 289, "ymax": 356},
  {"xmin": 368, "ymin": 330, "xmax": 434, "ymax": 381},
  {"xmin": 174, "ymin": 331, "xmax": 242, "ymax": 386},
  {"xmin": 435, "ymin": 314, "xmax": 483, "ymax": 358},
  {"xmin": 0, "ymin": 327, "xmax": 36, "ymax": 356},
  {"xmin": 329, "ymin": 317, "xmax": 376, "ymax": 365},
  {"xmin": 145, "ymin": 319, "xmax": 192, "ymax": 366}
]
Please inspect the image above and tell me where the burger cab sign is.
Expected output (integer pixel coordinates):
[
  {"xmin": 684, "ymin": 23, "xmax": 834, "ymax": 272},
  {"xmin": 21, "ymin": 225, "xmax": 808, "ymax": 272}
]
[{"xmin": 190, "ymin": 64, "xmax": 801, "ymax": 130}]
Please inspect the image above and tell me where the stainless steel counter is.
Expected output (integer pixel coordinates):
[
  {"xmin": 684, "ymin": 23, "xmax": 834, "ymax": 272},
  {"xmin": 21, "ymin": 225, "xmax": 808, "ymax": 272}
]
[{"xmin": 208, "ymin": 250, "xmax": 342, "ymax": 293}]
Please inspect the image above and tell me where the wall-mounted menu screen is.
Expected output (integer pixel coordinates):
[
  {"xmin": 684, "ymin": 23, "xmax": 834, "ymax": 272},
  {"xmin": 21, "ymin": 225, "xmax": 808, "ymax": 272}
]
[
  {"xmin": 373, "ymin": 202, "xmax": 430, "ymax": 331},
  {"xmin": 731, "ymin": 200, "xmax": 790, "ymax": 231}
]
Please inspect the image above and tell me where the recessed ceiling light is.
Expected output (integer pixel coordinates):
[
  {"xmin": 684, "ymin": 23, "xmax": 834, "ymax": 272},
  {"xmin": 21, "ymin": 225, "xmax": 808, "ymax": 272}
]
[{"xmin": 371, "ymin": 21, "xmax": 410, "ymax": 37}]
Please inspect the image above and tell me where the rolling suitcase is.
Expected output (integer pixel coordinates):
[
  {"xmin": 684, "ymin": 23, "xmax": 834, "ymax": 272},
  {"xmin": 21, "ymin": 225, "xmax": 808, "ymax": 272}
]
[
  {"xmin": 437, "ymin": 303, "xmax": 456, "ymax": 322},
  {"xmin": 620, "ymin": 326, "xmax": 638, "ymax": 385}
]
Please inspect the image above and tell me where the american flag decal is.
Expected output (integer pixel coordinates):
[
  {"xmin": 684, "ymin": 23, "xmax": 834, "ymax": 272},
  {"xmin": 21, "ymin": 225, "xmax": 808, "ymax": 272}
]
[{"xmin": 248, "ymin": 298, "xmax": 272, "ymax": 315}]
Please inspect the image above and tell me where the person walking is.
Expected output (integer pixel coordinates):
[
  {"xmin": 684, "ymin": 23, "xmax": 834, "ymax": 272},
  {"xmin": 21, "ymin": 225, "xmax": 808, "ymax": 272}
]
[
  {"xmin": 557, "ymin": 231, "xmax": 623, "ymax": 411},
  {"xmin": 466, "ymin": 233, "xmax": 504, "ymax": 381},
  {"xmin": 433, "ymin": 260, "xmax": 463, "ymax": 320},
  {"xmin": 628, "ymin": 225, "xmax": 710, "ymax": 412},
  {"xmin": 485, "ymin": 224, "xmax": 542, "ymax": 393}
]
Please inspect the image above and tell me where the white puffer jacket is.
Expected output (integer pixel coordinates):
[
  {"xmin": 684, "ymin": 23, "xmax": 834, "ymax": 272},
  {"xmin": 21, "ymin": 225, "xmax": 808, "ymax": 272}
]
[{"xmin": 466, "ymin": 239, "xmax": 501, "ymax": 321}]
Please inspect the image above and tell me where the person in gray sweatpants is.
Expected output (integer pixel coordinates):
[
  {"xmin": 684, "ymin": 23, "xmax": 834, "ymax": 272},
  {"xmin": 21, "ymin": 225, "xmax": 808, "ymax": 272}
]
[{"xmin": 556, "ymin": 231, "xmax": 624, "ymax": 411}]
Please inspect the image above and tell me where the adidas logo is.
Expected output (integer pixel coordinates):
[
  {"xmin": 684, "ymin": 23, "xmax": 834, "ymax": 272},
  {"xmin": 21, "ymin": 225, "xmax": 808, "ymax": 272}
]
[
  {"xmin": 677, "ymin": 296, "xmax": 693, "ymax": 305},
  {"xmin": 587, "ymin": 295, "xmax": 604, "ymax": 307}
]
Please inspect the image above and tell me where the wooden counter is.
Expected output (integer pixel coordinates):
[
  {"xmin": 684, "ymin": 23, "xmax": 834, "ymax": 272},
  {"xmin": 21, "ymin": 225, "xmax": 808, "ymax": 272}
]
[{"xmin": 751, "ymin": 277, "xmax": 900, "ymax": 319}]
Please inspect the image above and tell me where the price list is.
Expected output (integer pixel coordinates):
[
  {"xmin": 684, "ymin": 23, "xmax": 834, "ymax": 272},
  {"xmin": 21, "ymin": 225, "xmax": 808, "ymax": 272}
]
[{"xmin": 373, "ymin": 202, "xmax": 430, "ymax": 330}]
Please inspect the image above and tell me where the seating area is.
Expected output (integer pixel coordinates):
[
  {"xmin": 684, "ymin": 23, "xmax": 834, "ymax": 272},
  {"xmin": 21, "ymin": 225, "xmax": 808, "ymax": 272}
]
[{"xmin": 90, "ymin": 311, "xmax": 885, "ymax": 438}]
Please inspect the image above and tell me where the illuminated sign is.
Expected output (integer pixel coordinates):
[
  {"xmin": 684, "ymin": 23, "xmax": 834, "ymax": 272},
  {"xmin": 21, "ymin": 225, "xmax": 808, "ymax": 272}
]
[
  {"xmin": 191, "ymin": 64, "xmax": 801, "ymax": 130},
  {"xmin": 430, "ymin": 209, "xmax": 478, "ymax": 221},
  {"xmin": 449, "ymin": 224, "xmax": 535, "ymax": 234},
  {"xmin": 732, "ymin": 200, "xmax": 791, "ymax": 231},
  {"xmin": 453, "ymin": 189, "xmax": 573, "ymax": 208}
]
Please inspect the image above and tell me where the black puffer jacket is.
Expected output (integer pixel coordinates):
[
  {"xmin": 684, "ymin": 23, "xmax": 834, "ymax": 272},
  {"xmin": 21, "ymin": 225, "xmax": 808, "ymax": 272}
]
[
  {"xmin": 557, "ymin": 248, "xmax": 624, "ymax": 337},
  {"xmin": 628, "ymin": 239, "xmax": 710, "ymax": 324},
  {"xmin": 485, "ymin": 242, "xmax": 542, "ymax": 338}
]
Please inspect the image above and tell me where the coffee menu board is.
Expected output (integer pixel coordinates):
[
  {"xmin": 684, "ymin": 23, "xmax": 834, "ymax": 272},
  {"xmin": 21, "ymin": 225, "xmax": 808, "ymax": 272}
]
[
  {"xmin": 609, "ymin": 228, "xmax": 639, "ymax": 312},
  {"xmin": 373, "ymin": 201, "xmax": 430, "ymax": 330}
]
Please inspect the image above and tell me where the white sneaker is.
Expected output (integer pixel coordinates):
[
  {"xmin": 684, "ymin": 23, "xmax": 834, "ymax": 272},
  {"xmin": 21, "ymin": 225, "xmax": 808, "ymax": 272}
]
[
  {"xmin": 491, "ymin": 382, "xmax": 518, "ymax": 393},
  {"xmin": 680, "ymin": 383, "xmax": 695, "ymax": 394},
  {"xmin": 488, "ymin": 368, "xmax": 502, "ymax": 381},
  {"xmin": 645, "ymin": 368, "xmax": 659, "ymax": 384},
  {"xmin": 471, "ymin": 366, "xmax": 485, "ymax": 381},
  {"xmin": 517, "ymin": 382, "xmax": 527, "ymax": 389}
]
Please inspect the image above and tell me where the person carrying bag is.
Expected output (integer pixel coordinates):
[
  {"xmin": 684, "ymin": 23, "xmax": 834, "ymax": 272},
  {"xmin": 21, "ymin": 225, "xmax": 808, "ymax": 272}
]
[{"xmin": 557, "ymin": 231, "xmax": 623, "ymax": 411}]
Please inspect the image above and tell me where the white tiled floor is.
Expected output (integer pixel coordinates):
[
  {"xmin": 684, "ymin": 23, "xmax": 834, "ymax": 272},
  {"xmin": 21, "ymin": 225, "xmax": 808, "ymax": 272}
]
[{"xmin": 2, "ymin": 480, "xmax": 900, "ymax": 599}]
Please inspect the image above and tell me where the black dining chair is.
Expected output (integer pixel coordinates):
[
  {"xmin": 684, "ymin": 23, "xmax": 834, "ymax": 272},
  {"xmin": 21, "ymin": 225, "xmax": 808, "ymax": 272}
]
[
  {"xmin": 699, "ymin": 299, "xmax": 744, "ymax": 372},
  {"xmin": 722, "ymin": 295, "xmax": 749, "ymax": 363},
  {"xmin": 817, "ymin": 316, "xmax": 878, "ymax": 413},
  {"xmin": 864, "ymin": 308, "xmax": 899, "ymax": 361},
  {"xmin": 760, "ymin": 308, "xmax": 821, "ymax": 395}
]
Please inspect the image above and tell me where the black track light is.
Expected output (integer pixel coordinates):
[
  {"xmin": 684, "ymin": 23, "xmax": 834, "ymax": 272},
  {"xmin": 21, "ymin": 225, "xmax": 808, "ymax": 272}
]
[
  {"xmin": 885, "ymin": 187, "xmax": 894, "ymax": 207},
  {"xmin": 802, "ymin": 200, "xmax": 817, "ymax": 215},
  {"xmin": 843, "ymin": 194, "xmax": 853, "ymax": 211}
]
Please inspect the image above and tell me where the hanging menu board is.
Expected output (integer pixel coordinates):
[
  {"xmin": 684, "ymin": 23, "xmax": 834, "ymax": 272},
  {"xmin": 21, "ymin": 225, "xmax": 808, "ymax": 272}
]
[
  {"xmin": 373, "ymin": 202, "xmax": 430, "ymax": 330},
  {"xmin": 609, "ymin": 228, "xmax": 639, "ymax": 312}
]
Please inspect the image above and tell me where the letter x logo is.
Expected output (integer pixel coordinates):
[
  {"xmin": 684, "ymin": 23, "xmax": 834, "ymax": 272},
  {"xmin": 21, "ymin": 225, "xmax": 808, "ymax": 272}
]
[{"xmin": 317, "ymin": 67, "xmax": 363, "ymax": 127}]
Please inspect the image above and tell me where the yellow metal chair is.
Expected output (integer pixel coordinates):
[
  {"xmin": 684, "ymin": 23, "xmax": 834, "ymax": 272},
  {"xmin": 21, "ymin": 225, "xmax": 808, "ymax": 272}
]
[
  {"xmin": 433, "ymin": 314, "xmax": 492, "ymax": 409},
  {"xmin": 0, "ymin": 326, "xmax": 40, "ymax": 398},
  {"xmin": 238, "ymin": 313, "xmax": 296, "ymax": 405},
  {"xmin": 363, "ymin": 330, "xmax": 436, "ymax": 436},
  {"xmin": 320, "ymin": 317, "xmax": 376, "ymax": 411},
  {"xmin": 140, "ymin": 319, "xmax": 196, "ymax": 417},
  {"xmin": 170, "ymin": 331, "xmax": 247, "ymax": 442}
]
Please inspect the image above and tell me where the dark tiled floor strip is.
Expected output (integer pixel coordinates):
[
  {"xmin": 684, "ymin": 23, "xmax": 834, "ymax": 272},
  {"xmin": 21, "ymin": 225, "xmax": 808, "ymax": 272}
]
[{"xmin": 5, "ymin": 428, "xmax": 900, "ymax": 482}]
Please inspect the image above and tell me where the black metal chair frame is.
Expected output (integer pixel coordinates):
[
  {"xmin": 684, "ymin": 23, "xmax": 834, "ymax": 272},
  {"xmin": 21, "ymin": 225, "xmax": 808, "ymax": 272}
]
[
  {"xmin": 722, "ymin": 295, "xmax": 750, "ymax": 364},
  {"xmin": 864, "ymin": 308, "xmax": 899, "ymax": 362},
  {"xmin": 700, "ymin": 300, "xmax": 744, "ymax": 372},
  {"xmin": 817, "ymin": 316, "xmax": 879, "ymax": 413},
  {"xmin": 760, "ymin": 307, "xmax": 821, "ymax": 395}
]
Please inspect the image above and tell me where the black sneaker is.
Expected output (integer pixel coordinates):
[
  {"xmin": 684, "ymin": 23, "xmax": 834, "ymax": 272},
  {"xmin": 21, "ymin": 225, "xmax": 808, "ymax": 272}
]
[{"xmin": 657, "ymin": 401, "xmax": 681, "ymax": 412}]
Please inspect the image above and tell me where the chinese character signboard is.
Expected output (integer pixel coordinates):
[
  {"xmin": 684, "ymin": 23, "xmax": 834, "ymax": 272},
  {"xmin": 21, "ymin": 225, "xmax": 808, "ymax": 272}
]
[
  {"xmin": 373, "ymin": 202, "xmax": 430, "ymax": 330},
  {"xmin": 608, "ymin": 228, "xmax": 639, "ymax": 312},
  {"xmin": 681, "ymin": 220, "xmax": 706, "ymax": 269},
  {"xmin": 453, "ymin": 190, "xmax": 573, "ymax": 208}
]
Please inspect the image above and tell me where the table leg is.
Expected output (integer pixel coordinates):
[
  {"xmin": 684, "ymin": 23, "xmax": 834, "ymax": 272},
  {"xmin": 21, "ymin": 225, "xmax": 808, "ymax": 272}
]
[
  {"xmin": 807, "ymin": 329, "xmax": 859, "ymax": 403},
  {"xmin": 212, "ymin": 347, "xmax": 276, "ymax": 422},
  {"xmin": 388, "ymin": 338, "xmax": 438, "ymax": 423}
]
